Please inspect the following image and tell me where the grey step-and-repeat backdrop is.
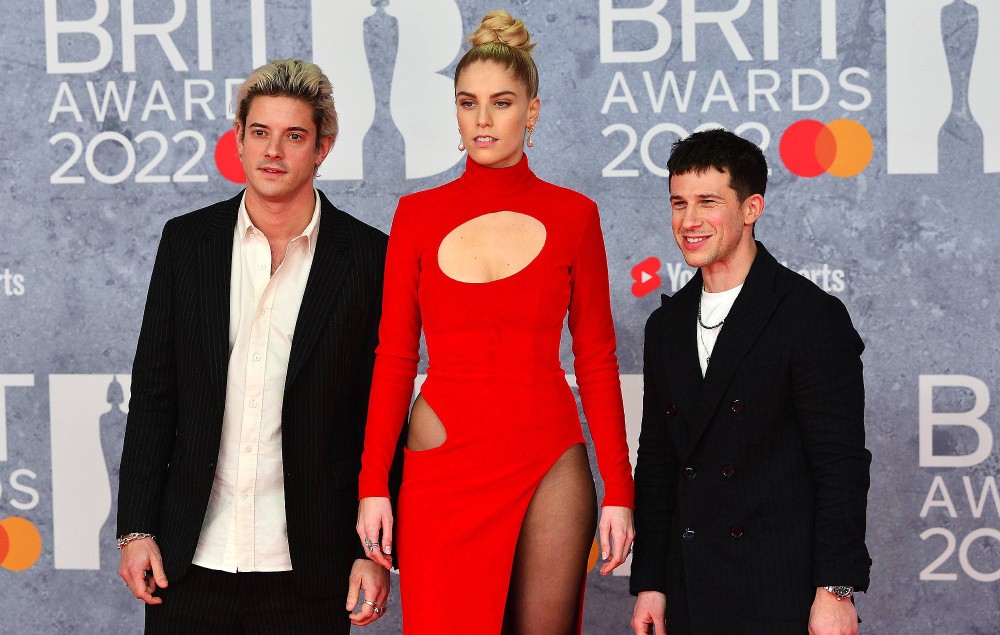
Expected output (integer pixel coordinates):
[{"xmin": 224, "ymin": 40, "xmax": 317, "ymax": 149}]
[{"xmin": 1, "ymin": 1, "xmax": 998, "ymax": 632}]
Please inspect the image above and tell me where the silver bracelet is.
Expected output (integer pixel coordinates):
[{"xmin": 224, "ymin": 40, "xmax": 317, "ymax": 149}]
[{"xmin": 117, "ymin": 532, "xmax": 155, "ymax": 550}]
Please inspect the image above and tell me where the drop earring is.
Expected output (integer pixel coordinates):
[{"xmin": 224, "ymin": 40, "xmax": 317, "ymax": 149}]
[
  {"xmin": 526, "ymin": 125, "xmax": 535, "ymax": 148},
  {"xmin": 458, "ymin": 128, "xmax": 465, "ymax": 152}
]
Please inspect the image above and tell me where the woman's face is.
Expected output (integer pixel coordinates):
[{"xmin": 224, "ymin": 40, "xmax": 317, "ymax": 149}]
[{"xmin": 455, "ymin": 60, "xmax": 540, "ymax": 169}]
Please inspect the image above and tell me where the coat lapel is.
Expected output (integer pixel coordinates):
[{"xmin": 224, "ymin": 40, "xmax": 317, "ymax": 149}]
[
  {"xmin": 684, "ymin": 243, "xmax": 786, "ymax": 459},
  {"xmin": 197, "ymin": 193, "xmax": 241, "ymax": 398},
  {"xmin": 660, "ymin": 272, "xmax": 703, "ymax": 457},
  {"xmin": 285, "ymin": 191, "xmax": 352, "ymax": 389}
]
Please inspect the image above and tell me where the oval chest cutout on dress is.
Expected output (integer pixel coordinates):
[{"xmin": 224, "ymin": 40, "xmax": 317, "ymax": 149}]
[{"xmin": 437, "ymin": 211, "xmax": 547, "ymax": 283}]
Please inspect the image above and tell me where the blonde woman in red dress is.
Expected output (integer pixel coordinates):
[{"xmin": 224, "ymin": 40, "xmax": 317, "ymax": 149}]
[{"xmin": 357, "ymin": 10, "xmax": 635, "ymax": 634}]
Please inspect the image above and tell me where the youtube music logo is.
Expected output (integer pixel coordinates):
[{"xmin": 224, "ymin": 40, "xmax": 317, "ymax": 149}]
[{"xmin": 631, "ymin": 257, "xmax": 661, "ymax": 297}]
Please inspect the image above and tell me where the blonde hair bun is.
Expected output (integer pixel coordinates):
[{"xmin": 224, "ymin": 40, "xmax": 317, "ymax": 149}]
[{"xmin": 468, "ymin": 10, "xmax": 535, "ymax": 53}]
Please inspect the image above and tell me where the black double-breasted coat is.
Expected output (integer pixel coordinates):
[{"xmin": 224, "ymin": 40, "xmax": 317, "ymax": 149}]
[{"xmin": 631, "ymin": 243, "xmax": 872, "ymax": 633}]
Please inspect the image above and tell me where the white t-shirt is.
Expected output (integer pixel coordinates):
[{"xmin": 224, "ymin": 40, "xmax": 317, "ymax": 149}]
[{"xmin": 697, "ymin": 284, "xmax": 743, "ymax": 376}]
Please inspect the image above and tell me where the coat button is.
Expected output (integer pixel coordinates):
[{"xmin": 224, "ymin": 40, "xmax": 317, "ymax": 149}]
[
  {"xmin": 730, "ymin": 524, "xmax": 744, "ymax": 538},
  {"xmin": 721, "ymin": 464, "xmax": 735, "ymax": 478},
  {"xmin": 208, "ymin": 461, "xmax": 216, "ymax": 469},
  {"xmin": 666, "ymin": 404, "xmax": 678, "ymax": 417},
  {"xmin": 730, "ymin": 400, "xmax": 745, "ymax": 413},
  {"xmin": 682, "ymin": 528, "xmax": 696, "ymax": 542},
  {"xmin": 683, "ymin": 467, "xmax": 697, "ymax": 480}
]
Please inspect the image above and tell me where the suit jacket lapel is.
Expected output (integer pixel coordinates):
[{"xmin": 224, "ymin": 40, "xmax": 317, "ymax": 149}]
[
  {"xmin": 660, "ymin": 272, "xmax": 703, "ymax": 457},
  {"xmin": 197, "ymin": 193, "xmax": 241, "ymax": 399},
  {"xmin": 685, "ymin": 244, "xmax": 786, "ymax": 459},
  {"xmin": 285, "ymin": 191, "xmax": 352, "ymax": 389}
]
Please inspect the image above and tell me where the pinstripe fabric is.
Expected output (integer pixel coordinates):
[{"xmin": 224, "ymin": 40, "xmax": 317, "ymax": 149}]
[
  {"xmin": 630, "ymin": 242, "xmax": 872, "ymax": 633},
  {"xmin": 145, "ymin": 565, "xmax": 350, "ymax": 634},
  {"xmin": 118, "ymin": 190, "xmax": 389, "ymax": 605}
]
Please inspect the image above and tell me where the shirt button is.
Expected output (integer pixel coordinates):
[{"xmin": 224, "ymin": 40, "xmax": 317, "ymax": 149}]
[
  {"xmin": 682, "ymin": 528, "xmax": 696, "ymax": 542},
  {"xmin": 241, "ymin": 494, "xmax": 248, "ymax": 500},
  {"xmin": 257, "ymin": 263, "xmax": 266, "ymax": 271},
  {"xmin": 666, "ymin": 404, "xmax": 678, "ymax": 418},
  {"xmin": 249, "ymin": 400, "xmax": 257, "ymax": 408},
  {"xmin": 730, "ymin": 524, "xmax": 744, "ymax": 538},
  {"xmin": 253, "ymin": 353, "xmax": 262, "ymax": 361},
  {"xmin": 731, "ymin": 399, "xmax": 745, "ymax": 413},
  {"xmin": 682, "ymin": 467, "xmax": 697, "ymax": 481},
  {"xmin": 245, "ymin": 446, "xmax": 252, "ymax": 453},
  {"xmin": 721, "ymin": 464, "xmax": 735, "ymax": 478}
]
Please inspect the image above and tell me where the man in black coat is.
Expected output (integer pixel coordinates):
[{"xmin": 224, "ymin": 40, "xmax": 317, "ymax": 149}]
[
  {"xmin": 630, "ymin": 129, "xmax": 871, "ymax": 634},
  {"xmin": 116, "ymin": 59, "xmax": 397, "ymax": 633}
]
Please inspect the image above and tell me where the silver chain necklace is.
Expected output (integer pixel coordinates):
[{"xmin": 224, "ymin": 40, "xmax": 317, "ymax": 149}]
[{"xmin": 698, "ymin": 294, "xmax": 725, "ymax": 366}]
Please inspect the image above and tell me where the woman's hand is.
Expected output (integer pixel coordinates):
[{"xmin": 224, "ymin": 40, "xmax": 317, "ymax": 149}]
[
  {"xmin": 357, "ymin": 497, "xmax": 394, "ymax": 569},
  {"xmin": 598, "ymin": 505, "xmax": 635, "ymax": 575}
]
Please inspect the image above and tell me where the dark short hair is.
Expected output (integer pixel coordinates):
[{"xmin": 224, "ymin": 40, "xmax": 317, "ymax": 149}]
[{"xmin": 666, "ymin": 129, "xmax": 767, "ymax": 202}]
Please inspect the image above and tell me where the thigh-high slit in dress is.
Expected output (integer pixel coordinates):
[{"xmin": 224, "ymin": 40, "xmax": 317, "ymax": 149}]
[{"xmin": 358, "ymin": 155, "xmax": 634, "ymax": 634}]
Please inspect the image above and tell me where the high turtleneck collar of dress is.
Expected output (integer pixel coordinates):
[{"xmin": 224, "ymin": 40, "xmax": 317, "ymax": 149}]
[{"xmin": 458, "ymin": 154, "xmax": 537, "ymax": 197}]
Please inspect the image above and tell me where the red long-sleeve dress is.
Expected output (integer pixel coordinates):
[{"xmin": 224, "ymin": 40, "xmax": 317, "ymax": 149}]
[{"xmin": 359, "ymin": 155, "xmax": 634, "ymax": 633}]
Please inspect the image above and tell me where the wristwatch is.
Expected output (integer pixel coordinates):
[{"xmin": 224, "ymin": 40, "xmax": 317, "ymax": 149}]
[{"xmin": 822, "ymin": 585, "xmax": 854, "ymax": 601}]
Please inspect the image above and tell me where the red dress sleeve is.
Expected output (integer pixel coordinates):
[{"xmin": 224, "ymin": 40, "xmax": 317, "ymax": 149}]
[
  {"xmin": 359, "ymin": 198, "xmax": 421, "ymax": 498},
  {"xmin": 568, "ymin": 204, "xmax": 635, "ymax": 508}
]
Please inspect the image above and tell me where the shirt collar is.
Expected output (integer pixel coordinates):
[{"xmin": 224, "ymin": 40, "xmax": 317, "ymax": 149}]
[{"xmin": 237, "ymin": 189, "xmax": 322, "ymax": 255}]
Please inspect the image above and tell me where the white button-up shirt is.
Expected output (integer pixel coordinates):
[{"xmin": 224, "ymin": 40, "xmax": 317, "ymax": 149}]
[{"xmin": 192, "ymin": 190, "xmax": 321, "ymax": 572}]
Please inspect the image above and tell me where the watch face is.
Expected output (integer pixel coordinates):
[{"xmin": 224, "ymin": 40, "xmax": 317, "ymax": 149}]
[{"xmin": 831, "ymin": 586, "xmax": 853, "ymax": 598}]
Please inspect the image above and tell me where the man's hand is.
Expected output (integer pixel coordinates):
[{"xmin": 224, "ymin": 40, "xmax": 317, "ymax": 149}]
[
  {"xmin": 631, "ymin": 590, "xmax": 667, "ymax": 635},
  {"xmin": 808, "ymin": 587, "xmax": 859, "ymax": 635},
  {"xmin": 118, "ymin": 537, "xmax": 168, "ymax": 605},
  {"xmin": 346, "ymin": 558, "xmax": 391, "ymax": 626},
  {"xmin": 598, "ymin": 505, "xmax": 635, "ymax": 575}
]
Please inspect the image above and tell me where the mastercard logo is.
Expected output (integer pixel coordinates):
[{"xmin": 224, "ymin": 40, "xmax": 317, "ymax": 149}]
[
  {"xmin": 215, "ymin": 130, "xmax": 247, "ymax": 184},
  {"xmin": 0, "ymin": 517, "xmax": 42, "ymax": 571},
  {"xmin": 779, "ymin": 119, "xmax": 873, "ymax": 178}
]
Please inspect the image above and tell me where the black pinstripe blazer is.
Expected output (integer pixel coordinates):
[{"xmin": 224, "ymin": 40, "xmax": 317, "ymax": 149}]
[
  {"xmin": 117, "ymin": 190, "xmax": 391, "ymax": 599},
  {"xmin": 630, "ymin": 242, "xmax": 872, "ymax": 633}
]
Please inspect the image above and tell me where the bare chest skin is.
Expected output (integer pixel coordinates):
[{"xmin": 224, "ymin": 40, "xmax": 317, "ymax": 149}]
[
  {"xmin": 267, "ymin": 239, "xmax": 288, "ymax": 276},
  {"xmin": 437, "ymin": 211, "xmax": 546, "ymax": 283}
]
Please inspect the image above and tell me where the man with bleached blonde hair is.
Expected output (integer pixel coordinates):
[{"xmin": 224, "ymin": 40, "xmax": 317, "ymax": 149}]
[{"xmin": 117, "ymin": 58, "xmax": 398, "ymax": 633}]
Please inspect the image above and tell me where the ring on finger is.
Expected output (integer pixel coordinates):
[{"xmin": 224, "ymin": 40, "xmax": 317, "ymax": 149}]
[
  {"xmin": 363, "ymin": 600, "xmax": 378, "ymax": 608},
  {"xmin": 374, "ymin": 605, "xmax": 387, "ymax": 615},
  {"xmin": 364, "ymin": 537, "xmax": 380, "ymax": 552}
]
